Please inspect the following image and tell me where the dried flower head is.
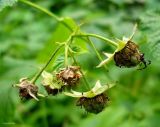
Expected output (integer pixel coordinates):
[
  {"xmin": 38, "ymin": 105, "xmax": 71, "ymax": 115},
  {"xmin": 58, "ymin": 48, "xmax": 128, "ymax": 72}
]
[
  {"xmin": 14, "ymin": 78, "xmax": 39, "ymax": 101},
  {"xmin": 76, "ymin": 93, "xmax": 109, "ymax": 114},
  {"xmin": 114, "ymin": 40, "xmax": 149, "ymax": 69},
  {"xmin": 42, "ymin": 71, "xmax": 63, "ymax": 95},
  {"xmin": 97, "ymin": 24, "xmax": 150, "ymax": 69},
  {"xmin": 56, "ymin": 66, "xmax": 81, "ymax": 87},
  {"xmin": 64, "ymin": 80, "xmax": 115, "ymax": 114}
]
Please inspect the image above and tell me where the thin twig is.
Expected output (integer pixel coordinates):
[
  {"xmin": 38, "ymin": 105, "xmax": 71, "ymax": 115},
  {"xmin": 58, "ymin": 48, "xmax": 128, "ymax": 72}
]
[
  {"xmin": 31, "ymin": 45, "xmax": 63, "ymax": 84},
  {"xmin": 74, "ymin": 34, "xmax": 118, "ymax": 47},
  {"xmin": 68, "ymin": 49, "xmax": 90, "ymax": 90}
]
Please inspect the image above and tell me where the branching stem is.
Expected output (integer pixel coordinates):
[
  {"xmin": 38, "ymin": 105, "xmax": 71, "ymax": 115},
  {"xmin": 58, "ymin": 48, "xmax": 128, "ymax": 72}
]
[
  {"xmin": 19, "ymin": 0, "xmax": 117, "ymax": 48},
  {"xmin": 19, "ymin": 0, "xmax": 117, "ymax": 87},
  {"xmin": 74, "ymin": 34, "xmax": 118, "ymax": 47},
  {"xmin": 87, "ymin": 37, "xmax": 109, "ymax": 71},
  {"xmin": 31, "ymin": 45, "xmax": 63, "ymax": 84},
  {"xmin": 69, "ymin": 49, "xmax": 90, "ymax": 90}
]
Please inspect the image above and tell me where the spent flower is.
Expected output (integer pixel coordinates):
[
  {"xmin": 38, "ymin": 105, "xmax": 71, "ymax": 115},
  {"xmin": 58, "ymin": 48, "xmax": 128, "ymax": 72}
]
[
  {"xmin": 64, "ymin": 80, "xmax": 115, "ymax": 114},
  {"xmin": 56, "ymin": 66, "xmax": 82, "ymax": 88},
  {"xmin": 13, "ymin": 78, "xmax": 39, "ymax": 101},
  {"xmin": 97, "ymin": 25, "xmax": 150, "ymax": 69}
]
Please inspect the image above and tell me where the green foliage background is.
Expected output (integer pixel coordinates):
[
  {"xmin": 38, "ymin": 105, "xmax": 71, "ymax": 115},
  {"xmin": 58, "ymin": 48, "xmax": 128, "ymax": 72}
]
[{"xmin": 0, "ymin": 0, "xmax": 160, "ymax": 127}]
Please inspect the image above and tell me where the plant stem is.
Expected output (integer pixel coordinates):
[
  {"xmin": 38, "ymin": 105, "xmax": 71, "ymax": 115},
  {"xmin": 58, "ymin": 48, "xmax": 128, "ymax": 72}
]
[
  {"xmin": 87, "ymin": 37, "xmax": 109, "ymax": 71},
  {"xmin": 19, "ymin": 0, "xmax": 118, "ymax": 47},
  {"xmin": 19, "ymin": 0, "xmax": 73, "ymax": 32},
  {"xmin": 19, "ymin": 0, "xmax": 60, "ymax": 20},
  {"xmin": 74, "ymin": 34, "xmax": 118, "ymax": 47},
  {"xmin": 64, "ymin": 28, "xmax": 78, "ymax": 66},
  {"xmin": 19, "ymin": 0, "xmax": 117, "ymax": 47},
  {"xmin": 69, "ymin": 49, "xmax": 90, "ymax": 90},
  {"xmin": 64, "ymin": 44, "xmax": 69, "ymax": 67},
  {"xmin": 31, "ymin": 45, "xmax": 63, "ymax": 84}
]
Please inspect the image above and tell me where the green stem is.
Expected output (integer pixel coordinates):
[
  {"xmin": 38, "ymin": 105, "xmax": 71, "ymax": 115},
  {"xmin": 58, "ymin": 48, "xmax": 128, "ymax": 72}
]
[
  {"xmin": 87, "ymin": 37, "xmax": 109, "ymax": 71},
  {"xmin": 19, "ymin": 0, "xmax": 60, "ymax": 20},
  {"xmin": 18, "ymin": 0, "xmax": 117, "ymax": 48},
  {"xmin": 31, "ymin": 45, "xmax": 63, "ymax": 84},
  {"xmin": 74, "ymin": 34, "xmax": 118, "ymax": 47},
  {"xmin": 19, "ymin": 0, "xmax": 73, "ymax": 32},
  {"xmin": 19, "ymin": 0, "xmax": 117, "ymax": 48},
  {"xmin": 64, "ymin": 29, "xmax": 77, "ymax": 66},
  {"xmin": 64, "ymin": 44, "xmax": 69, "ymax": 67},
  {"xmin": 69, "ymin": 49, "xmax": 90, "ymax": 90}
]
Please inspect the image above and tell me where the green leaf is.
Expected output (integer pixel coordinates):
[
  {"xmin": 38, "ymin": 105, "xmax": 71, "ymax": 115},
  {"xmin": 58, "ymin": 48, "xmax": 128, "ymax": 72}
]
[
  {"xmin": 37, "ymin": 17, "xmax": 79, "ymax": 68},
  {"xmin": 0, "ymin": 0, "xmax": 17, "ymax": 11},
  {"xmin": 70, "ymin": 37, "xmax": 88, "ymax": 55},
  {"xmin": 41, "ymin": 71, "xmax": 61, "ymax": 89}
]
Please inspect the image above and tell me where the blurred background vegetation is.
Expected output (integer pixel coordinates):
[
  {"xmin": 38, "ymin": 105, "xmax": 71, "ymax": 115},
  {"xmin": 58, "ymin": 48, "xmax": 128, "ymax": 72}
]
[{"xmin": 0, "ymin": 0, "xmax": 160, "ymax": 127}]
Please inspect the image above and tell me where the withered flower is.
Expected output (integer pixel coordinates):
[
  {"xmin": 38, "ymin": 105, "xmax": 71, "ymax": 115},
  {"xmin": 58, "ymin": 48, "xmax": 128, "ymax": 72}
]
[
  {"xmin": 76, "ymin": 93, "xmax": 109, "ymax": 114},
  {"xmin": 114, "ymin": 40, "xmax": 149, "ymax": 69},
  {"xmin": 41, "ymin": 71, "xmax": 63, "ymax": 95},
  {"xmin": 56, "ymin": 66, "xmax": 81, "ymax": 87},
  {"xmin": 97, "ymin": 24, "xmax": 150, "ymax": 69},
  {"xmin": 64, "ymin": 80, "xmax": 115, "ymax": 114},
  {"xmin": 14, "ymin": 78, "xmax": 39, "ymax": 101},
  {"xmin": 97, "ymin": 35, "xmax": 150, "ymax": 69}
]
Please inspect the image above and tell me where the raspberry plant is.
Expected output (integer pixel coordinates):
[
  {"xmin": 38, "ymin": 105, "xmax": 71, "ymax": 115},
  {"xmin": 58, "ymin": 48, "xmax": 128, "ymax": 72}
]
[{"xmin": 1, "ymin": 0, "xmax": 150, "ymax": 114}]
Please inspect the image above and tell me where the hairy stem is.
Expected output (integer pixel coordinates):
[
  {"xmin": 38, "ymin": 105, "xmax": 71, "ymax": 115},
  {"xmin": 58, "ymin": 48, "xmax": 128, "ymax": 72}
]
[{"xmin": 31, "ymin": 45, "xmax": 63, "ymax": 84}]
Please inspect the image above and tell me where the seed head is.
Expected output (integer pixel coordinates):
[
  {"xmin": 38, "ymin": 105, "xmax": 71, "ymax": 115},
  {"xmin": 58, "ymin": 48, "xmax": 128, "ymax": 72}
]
[
  {"xmin": 15, "ymin": 78, "xmax": 39, "ymax": 100},
  {"xmin": 97, "ymin": 24, "xmax": 150, "ymax": 69},
  {"xmin": 114, "ymin": 41, "xmax": 141, "ymax": 67},
  {"xmin": 56, "ymin": 66, "xmax": 81, "ymax": 87},
  {"xmin": 97, "ymin": 38, "xmax": 150, "ymax": 69},
  {"xmin": 76, "ymin": 93, "xmax": 109, "ymax": 114},
  {"xmin": 114, "ymin": 41, "xmax": 150, "ymax": 69},
  {"xmin": 64, "ymin": 80, "xmax": 115, "ymax": 114}
]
